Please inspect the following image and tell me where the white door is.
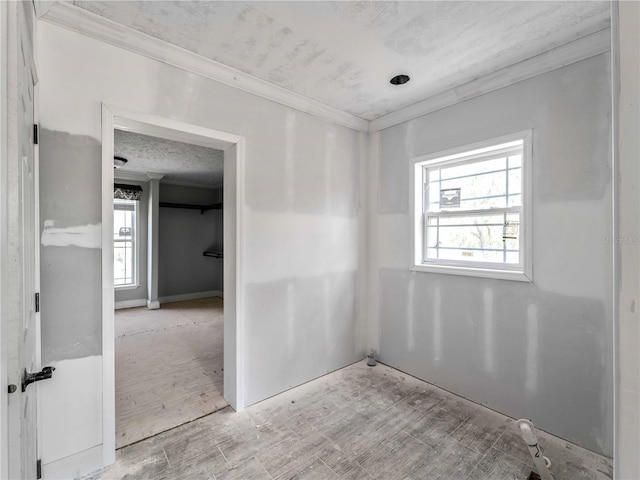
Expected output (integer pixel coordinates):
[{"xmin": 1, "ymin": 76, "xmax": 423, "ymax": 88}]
[{"xmin": 9, "ymin": 1, "xmax": 41, "ymax": 478}]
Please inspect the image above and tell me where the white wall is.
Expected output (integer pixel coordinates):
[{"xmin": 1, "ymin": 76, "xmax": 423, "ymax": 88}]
[
  {"xmin": 368, "ymin": 53, "xmax": 613, "ymax": 456},
  {"xmin": 37, "ymin": 22, "xmax": 367, "ymax": 476},
  {"xmin": 614, "ymin": 1, "xmax": 640, "ymax": 477}
]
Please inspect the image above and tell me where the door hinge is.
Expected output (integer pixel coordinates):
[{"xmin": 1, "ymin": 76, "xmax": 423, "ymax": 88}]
[
  {"xmin": 36, "ymin": 459, "xmax": 41, "ymax": 479},
  {"xmin": 35, "ymin": 292, "xmax": 40, "ymax": 313},
  {"xmin": 33, "ymin": 124, "xmax": 38, "ymax": 145}
]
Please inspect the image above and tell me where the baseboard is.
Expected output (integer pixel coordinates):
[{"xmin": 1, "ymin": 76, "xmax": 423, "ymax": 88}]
[
  {"xmin": 114, "ymin": 298, "xmax": 146, "ymax": 310},
  {"xmin": 115, "ymin": 292, "xmax": 223, "ymax": 309},
  {"xmin": 146, "ymin": 300, "xmax": 160, "ymax": 310},
  {"xmin": 159, "ymin": 290, "xmax": 223, "ymax": 304},
  {"xmin": 43, "ymin": 443, "xmax": 103, "ymax": 480}
]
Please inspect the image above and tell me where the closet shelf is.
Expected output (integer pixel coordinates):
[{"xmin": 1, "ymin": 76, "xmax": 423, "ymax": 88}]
[
  {"xmin": 203, "ymin": 251, "xmax": 223, "ymax": 259},
  {"xmin": 159, "ymin": 202, "xmax": 222, "ymax": 214}
]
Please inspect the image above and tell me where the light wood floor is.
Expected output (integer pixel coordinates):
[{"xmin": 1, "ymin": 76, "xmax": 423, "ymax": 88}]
[
  {"xmin": 115, "ymin": 297, "xmax": 227, "ymax": 448},
  {"xmin": 93, "ymin": 361, "xmax": 611, "ymax": 480}
]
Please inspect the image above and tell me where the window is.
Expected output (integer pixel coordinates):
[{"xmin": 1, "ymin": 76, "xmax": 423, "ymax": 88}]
[
  {"xmin": 114, "ymin": 199, "xmax": 137, "ymax": 287},
  {"xmin": 412, "ymin": 131, "xmax": 532, "ymax": 281}
]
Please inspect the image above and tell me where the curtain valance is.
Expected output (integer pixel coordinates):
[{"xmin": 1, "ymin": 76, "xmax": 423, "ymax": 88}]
[{"xmin": 114, "ymin": 183, "xmax": 143, "ymax": 201}]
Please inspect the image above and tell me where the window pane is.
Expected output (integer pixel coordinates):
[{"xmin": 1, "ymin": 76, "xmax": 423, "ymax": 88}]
[
  {"xmin": 508, "ymin": 168, "xmax": 522, "ymax": 195},
  {"xmin": 114, "ymin": 200, "xmax": 136, "ymax": 286},
  {"xmin": 427, "ymin": 157, "xmax": 514, "ymax": 212},
  {"xmin": 429, "ymin": 214, "xmax": 505, "ymax": 226},
  {"xmin": 426, "ymin": 213, "xmax": 521, "ymax": 265},
  {"xmin": 427, "ymin": 224, "xmax": 505, "ymax": 250},
  {"xmin": 114, "ymin": 241, "xmax": 134, "ymax": 285},
  {"xmin": 440, "ymin": 157, "xmax": 506, "ymax": 181},
  {"xmin": 508, "ymin": 154, "xmax": 522, "ymax": 168}
]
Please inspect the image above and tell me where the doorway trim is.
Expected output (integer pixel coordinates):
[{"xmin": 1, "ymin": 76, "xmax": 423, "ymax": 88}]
[
  {"xmin": 101, "ymin": 104, "xmax": 245, "ymax": 465},
  {"xmin": 0, "ymin": 2, "xmax": 9, "ymax": 478}
]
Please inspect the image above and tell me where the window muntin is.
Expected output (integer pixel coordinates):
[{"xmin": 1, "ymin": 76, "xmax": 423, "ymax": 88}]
[
  {"xmin": 413, "ymin": 133, "xmax": 531, "ymax": 281},
  {"xmin": 114, "ymin": 199, "xmax": 137, "ymax": 287}
]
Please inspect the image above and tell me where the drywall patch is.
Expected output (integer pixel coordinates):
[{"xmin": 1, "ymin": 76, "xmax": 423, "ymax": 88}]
[
  {"xmin": 41, "ymin": 221, "xmax": 101, "ymax": 248},
  {"xmin": 41, "ymin": 245, "xmax": 102, "ymax": 364},
  {"xmin": 39, "ymin": 128, "xmax": 103, "ymax": 364},
  {"xmin": 39, "ymin": 128, "xmax": 101, "ymax": 228}
]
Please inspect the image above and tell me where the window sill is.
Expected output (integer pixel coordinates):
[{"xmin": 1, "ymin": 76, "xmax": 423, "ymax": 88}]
[
  {"xmin": 115, "ymin": 284, "xmax": 140, "ymax": 291},
  {"xmin": 410, "ymin": 264, "xmax": 532, "ymax": 282}
]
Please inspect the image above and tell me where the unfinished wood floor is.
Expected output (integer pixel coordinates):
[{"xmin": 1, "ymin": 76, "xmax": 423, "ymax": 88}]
[
  {"xmin": 92, "ymin": 361, "xmax": 611, "ymax": 480},
  {"xmin": 115, "ymin": 297, "xmax": 227, "ymax": 448}
]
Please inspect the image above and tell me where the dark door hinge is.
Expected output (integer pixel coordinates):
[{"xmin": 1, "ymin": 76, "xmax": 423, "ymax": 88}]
[
  {"xmin": 35, "ymin": 292, "xmax": 39, "ymax": 313},
  {"xmin": 36, "ymin": 459, "xmax": 41, "ymax": 479},
  {"xmin": 33, "ymin": 124, "xmax": 38, "ymax": 145}
]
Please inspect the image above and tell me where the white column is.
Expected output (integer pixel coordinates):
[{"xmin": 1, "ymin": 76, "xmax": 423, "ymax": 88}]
[{"xmin": 146, "ymin": 173, "xmax": 163, "ymax": 310}]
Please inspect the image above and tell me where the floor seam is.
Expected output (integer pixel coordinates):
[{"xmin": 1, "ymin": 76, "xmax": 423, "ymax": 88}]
[
  {"xmin": 403, "ymin": 430, "xmax": 436, "ymax": 451},
  {"xmin": 162, "ymin": 447, "xmax": 171, "ymax": 468},
  {"xmin": 442, "ymin": 416, "xmax": 469, "ymax": 444},
  {"xmin": 315, "ymin": 454, "xmax": 341, "ymax": 479},
  {"xmin": 253, "ymin": 455, "xmax": 276, "ymax": 479},
  {"xmin": 217, "ymin": 445, "xmax": 231, "ymax": 469}
]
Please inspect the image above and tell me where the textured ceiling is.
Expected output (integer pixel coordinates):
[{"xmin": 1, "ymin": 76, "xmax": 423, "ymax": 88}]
[
  {"xmin": 114, "ymin": 129, "xmax": 224, "ymax": 187},
  {"xmin": 69, "ymin": 1, "xmax": 609, "ymax": 120}
]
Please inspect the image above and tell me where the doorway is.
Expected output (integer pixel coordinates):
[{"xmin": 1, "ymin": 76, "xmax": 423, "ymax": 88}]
[
  {"xmin": 111, "ymin": 128, "xmax": 227, "ymax": 447},
  {"xmin": 101, "ymin": 105, "xmax": 245, "ymax": 464}
]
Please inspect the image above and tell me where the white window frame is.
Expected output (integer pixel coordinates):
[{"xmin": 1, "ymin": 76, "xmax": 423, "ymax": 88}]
[
  {"xmin": 411, "ymin": 130, "xmax": 533, "ymax": 282},
  {"xmin": 114, "ymin": 198, "xmax": 139, "ymax": 289}
]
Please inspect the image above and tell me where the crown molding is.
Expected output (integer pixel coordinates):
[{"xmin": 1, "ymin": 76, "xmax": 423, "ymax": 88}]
[
  {"xmin": 114, "ymin": 170, "xmax": 220, "ymax": 190},
  {"xmin": 160, "ymin": 179, "xmax": 223, "ymax": 191},
  {"xmin": 369, "ymin": 28, "xmax": 611, "ymax": 133},
  {"xmin": 38, "ymin": 1, "xmax": 369, "ymax": 133},
  {"xmin": 113, "ymin": 170, "xmax": 149, "ymax": 183}
]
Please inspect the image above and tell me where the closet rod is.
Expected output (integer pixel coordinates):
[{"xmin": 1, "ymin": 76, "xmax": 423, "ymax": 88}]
[{"xmin": 159, "ymin": 202, "xmax": 222, "ymax": 214}]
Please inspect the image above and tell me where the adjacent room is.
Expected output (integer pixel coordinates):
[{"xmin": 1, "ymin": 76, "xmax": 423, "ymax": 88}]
[
  {"xmin": 1, "ymin": 1, "xmax": 638, "ymax": 480},
  {"xmin": 112, "ymin": 130, "xmax": 227, "ymax": 447}
]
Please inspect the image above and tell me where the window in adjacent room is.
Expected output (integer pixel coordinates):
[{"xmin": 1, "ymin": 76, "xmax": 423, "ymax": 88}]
[
  {"xmin": 412, "ymin": 131, "xmax": 532, "ymax": 282},
  {"xmin": 114, "ymin": 198, "xmax": 137, "ymax": 287}
]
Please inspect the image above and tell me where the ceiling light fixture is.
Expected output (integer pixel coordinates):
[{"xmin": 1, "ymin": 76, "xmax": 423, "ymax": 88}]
[
  {"xmin": 114, "ymin": 156, "xmax": 128, "ymax": 168},
  {"xmin": 390, "ymin": 74, "xmax": 410, "ymax": 85}
]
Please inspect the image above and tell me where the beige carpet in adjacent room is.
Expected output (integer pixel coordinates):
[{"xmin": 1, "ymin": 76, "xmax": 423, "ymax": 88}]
[{"xmin": 115, "ymin": 297, "xmax": 227, "ymax": 448}]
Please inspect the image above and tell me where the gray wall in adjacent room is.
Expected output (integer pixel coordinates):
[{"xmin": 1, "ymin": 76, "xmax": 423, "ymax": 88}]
[
  {"xmin": 368, "ymin": 53, "xmax": 613, "ymax": 456},
  {"xmin": 158, "ymin": 183, "xmax": 223, "ymax": 298}
]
